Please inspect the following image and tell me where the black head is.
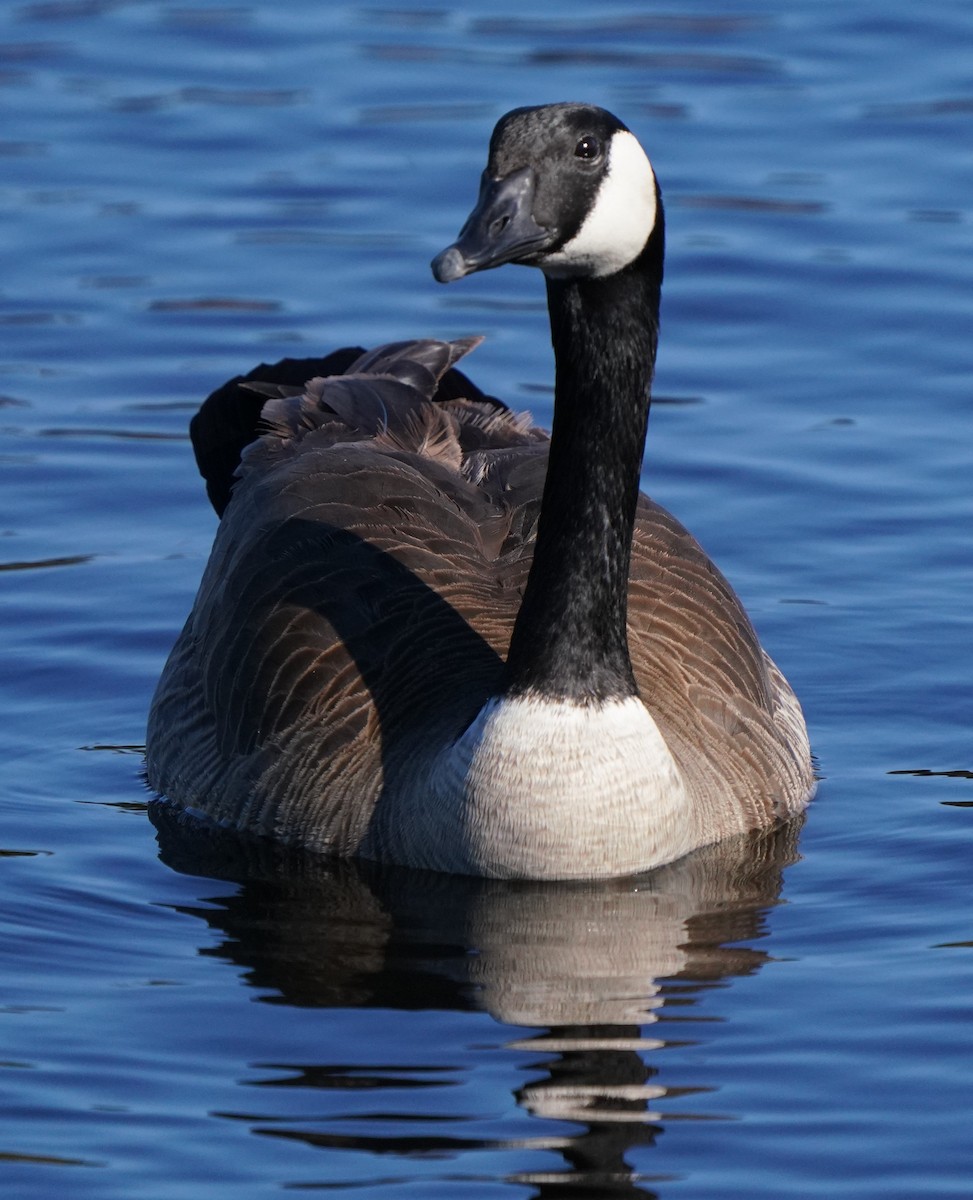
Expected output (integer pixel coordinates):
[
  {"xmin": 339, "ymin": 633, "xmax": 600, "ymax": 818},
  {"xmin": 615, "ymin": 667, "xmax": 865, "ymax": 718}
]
[{"xmin": 432, "ymin": 103, "xmax": 660, "ymax": 284}]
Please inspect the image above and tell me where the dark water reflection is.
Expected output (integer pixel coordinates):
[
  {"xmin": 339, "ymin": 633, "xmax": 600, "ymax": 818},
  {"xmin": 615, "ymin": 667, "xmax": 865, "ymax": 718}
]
[{"xmin": 154, "ymin": 811, "xmax": 802, "ymax": 1195}]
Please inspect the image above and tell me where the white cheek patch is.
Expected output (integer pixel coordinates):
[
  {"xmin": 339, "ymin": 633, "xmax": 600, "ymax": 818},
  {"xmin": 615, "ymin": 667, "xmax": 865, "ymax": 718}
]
[{"xmin": 542, "ymin": 130, "xmax": 658, "ymax": 279}]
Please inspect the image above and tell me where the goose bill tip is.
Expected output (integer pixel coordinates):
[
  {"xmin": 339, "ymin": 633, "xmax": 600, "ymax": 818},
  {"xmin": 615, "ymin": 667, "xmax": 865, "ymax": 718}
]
[{"xmin": 431, "ymin": 245, "xmax": 471, "ymax": 284}]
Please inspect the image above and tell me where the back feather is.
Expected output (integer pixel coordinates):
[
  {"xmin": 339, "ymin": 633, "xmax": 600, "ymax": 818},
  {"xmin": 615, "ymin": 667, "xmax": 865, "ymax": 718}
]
[{"xmin": 190, "ymin": 338, "xmax": 519, "ymax": 516}]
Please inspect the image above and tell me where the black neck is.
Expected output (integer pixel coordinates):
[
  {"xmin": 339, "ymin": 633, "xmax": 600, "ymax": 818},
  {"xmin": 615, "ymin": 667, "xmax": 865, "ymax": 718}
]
[{"xmin": 501, "ymin": 220, "xmax": 664, "ymax": 703}]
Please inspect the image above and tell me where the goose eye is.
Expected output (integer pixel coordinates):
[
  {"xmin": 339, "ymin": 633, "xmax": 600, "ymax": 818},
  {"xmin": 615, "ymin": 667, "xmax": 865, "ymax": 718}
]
[{"xmin": 574, "ymin": 135, "xmax": 602, "ymax": 161}]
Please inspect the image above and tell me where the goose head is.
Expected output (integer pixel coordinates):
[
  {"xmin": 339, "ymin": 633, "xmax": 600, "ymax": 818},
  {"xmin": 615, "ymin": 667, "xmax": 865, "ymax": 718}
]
[{"xmin": 431, "ymin": 102, "xmax": 659, "ymax": 285}]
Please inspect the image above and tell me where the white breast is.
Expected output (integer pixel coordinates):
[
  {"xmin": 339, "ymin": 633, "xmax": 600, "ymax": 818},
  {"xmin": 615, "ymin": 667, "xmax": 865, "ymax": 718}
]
[{"xmin": 418, "ymin": 693, "xmax": 693, "ymax": 879}]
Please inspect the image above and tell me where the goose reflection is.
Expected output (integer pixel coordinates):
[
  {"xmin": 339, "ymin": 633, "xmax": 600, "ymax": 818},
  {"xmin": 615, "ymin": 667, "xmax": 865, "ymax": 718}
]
[{"xmin": 154, "ymin": 810, "xmax": 803, "ymax": 1197}]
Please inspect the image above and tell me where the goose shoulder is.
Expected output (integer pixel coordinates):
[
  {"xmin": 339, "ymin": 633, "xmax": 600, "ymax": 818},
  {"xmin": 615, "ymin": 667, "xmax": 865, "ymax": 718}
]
[{"xmin": 628, "ymin": 496, "xmax": 811, "ymax": 835}]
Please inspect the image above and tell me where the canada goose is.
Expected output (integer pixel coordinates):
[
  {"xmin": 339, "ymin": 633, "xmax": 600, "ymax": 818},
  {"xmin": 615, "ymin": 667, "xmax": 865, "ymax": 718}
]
[{"xmin": 146, "ymin": 102, "xmax": 814, "ymax": 879}]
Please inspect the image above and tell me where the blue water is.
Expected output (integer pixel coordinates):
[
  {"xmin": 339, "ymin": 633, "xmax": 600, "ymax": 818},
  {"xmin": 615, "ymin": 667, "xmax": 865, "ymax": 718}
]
[{"xmin": 2, "ymin": 1, "xmax": 971, "ymax": 1196}]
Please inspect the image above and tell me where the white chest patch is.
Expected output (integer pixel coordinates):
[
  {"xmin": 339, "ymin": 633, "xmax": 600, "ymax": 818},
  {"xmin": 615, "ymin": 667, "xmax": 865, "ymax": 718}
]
[
  {"xmin": 542, "ymin": 130, "xmax": 658, "ymax": 280},
  {"xmin": 424, "ymin": 693, "xmax": 693, "ymax": 879}
]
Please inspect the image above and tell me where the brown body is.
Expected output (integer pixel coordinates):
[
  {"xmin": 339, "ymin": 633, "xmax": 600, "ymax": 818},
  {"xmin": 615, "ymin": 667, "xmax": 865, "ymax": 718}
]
[{"xmin": 146, "ymin": 340, "xmax": 812, "ymax": 861}]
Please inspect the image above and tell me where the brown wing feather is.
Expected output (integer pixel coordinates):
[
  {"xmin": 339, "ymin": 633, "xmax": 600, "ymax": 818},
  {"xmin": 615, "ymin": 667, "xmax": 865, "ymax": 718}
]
[{"xmin": 148, "ymin": 340, "xmax": 540, "ymax": 849}]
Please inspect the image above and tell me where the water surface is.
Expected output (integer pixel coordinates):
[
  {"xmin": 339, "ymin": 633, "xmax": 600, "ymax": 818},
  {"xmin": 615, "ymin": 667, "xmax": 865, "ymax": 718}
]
[{"xmin": 1, "ymin": 1, "xmax": 971, "ymax": 1197}]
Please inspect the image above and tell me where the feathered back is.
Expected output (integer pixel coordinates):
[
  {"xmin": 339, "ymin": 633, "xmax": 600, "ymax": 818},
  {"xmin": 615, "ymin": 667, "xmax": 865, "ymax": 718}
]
[
  {"xmin": 189, "ymin": 339, "xmax": 527, "ymax": 516},
  {"xmin": 248, "ymin": 338, "xmax": 544, "ymax": 480}
]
